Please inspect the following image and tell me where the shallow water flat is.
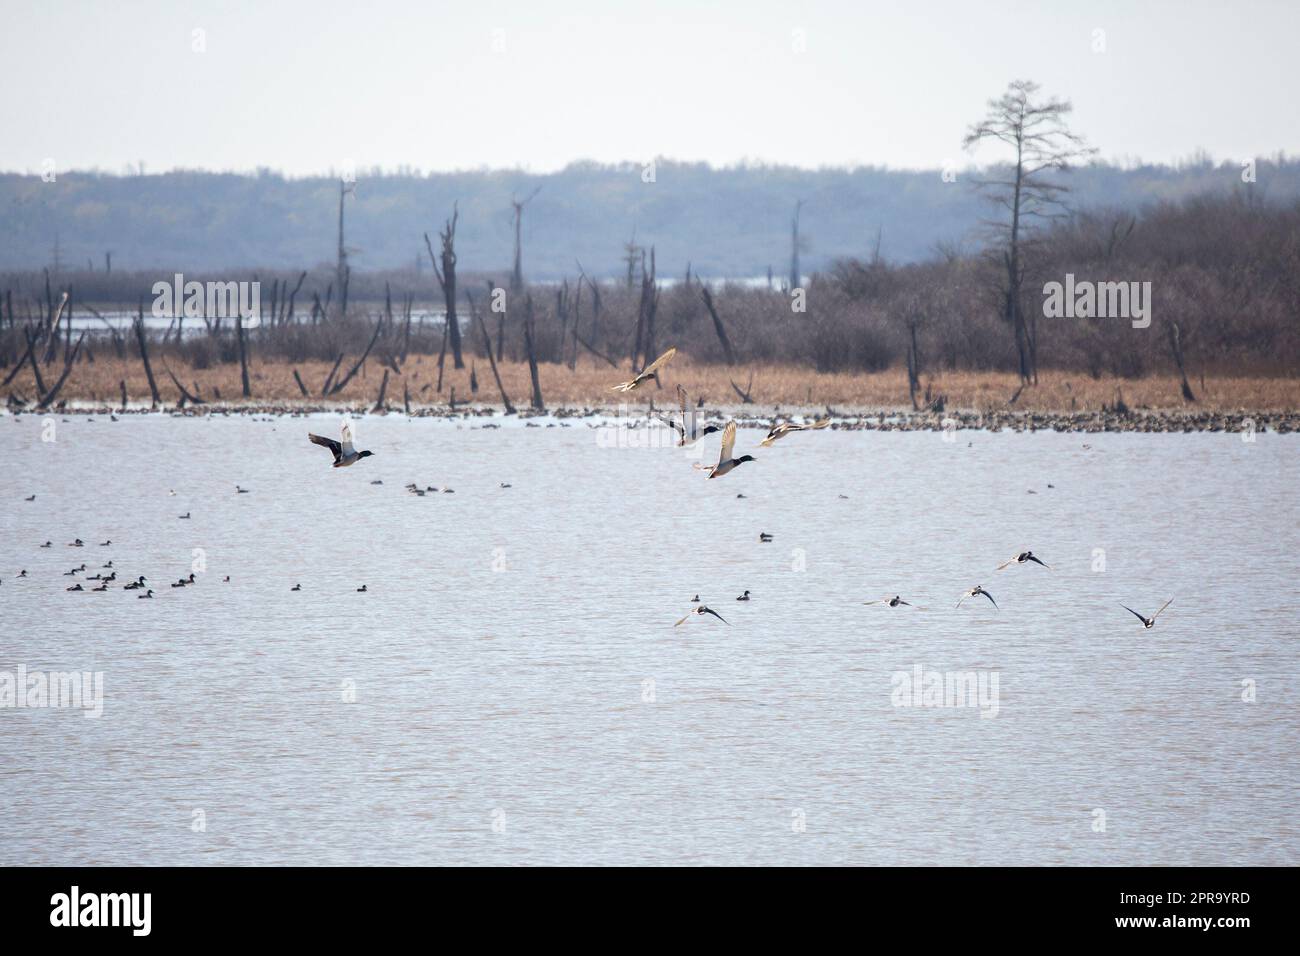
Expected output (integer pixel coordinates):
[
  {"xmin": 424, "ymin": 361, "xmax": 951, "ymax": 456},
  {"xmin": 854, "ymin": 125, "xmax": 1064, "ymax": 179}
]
[{"xmin": 1, "ymin": 412, "xmax": 1297, "ymax": 865}]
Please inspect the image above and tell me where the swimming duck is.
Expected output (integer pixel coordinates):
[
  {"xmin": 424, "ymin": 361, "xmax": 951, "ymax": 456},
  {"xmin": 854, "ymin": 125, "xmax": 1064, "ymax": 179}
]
[
  {"xmin": 611, "ymin": 347, "xmax": 676, "ymax": 392},
  {"xmin": 25, "ymin": 494, "xmax": 36, "ymax": 502},
  {"xmin": 291, "ymin": 583, "xmax": 302, "ymax": 591},
  {"xmin": 690, "ymin": 594, "xmax": 700, "ymax": 603},
  {"xmin": 68, "ymin": 538, "xmax": 84, "ymax": 547},
  {"xmin": 64, "ymin": 564, "xmax": 86, "ymax": 576},
  {"xmin": 659, "ymin": 384, "xmax": 720, "ymax": 446},
  {"xmin": 138, "ymin": 589, "xmax": 154, "ymax": 599},
  {"xmin": 66, "ymin": 583, "xmax": 83, "ymax": 591},
  {"xmin": 957, "ymin": 586, "xmax": 998, "ymax": 609},
  {"xmin": 997, "ymin": 550, "xmax": 1051, "ymax": 571},
  {"xmin": 309, "ymin": 422, "xmax": 374, "ymax": 468},
  {"xmin": 235, "ymin": 485, "xmax": 250, "ymax": 494},
  {"xmin": 865, "ymin": 595, "xmax": 915, "ymax": 608},
  {"xmin": 736, "ymin": 590, "xmax": 751, "ymax": 601},
  {"xmin": 1120, "ymin": 599, "xmax": 1172, "ymax": 629},
  {"xmin": 102, "ymin": 561, "xmax": 113, "ymax": 569},
  {"xmin": 178, "ymin": 512, "xmax": 191, "ymax": 519},
  {"xmin": 99, "ymin": 540, "xmax": 111, "ymax": 546},
  {"xmin": 759, "ymin": 532, "xmax": 773, "ymax": 542},
  {"xmin": 699, "ymin": 421, "xmax": 755, "ymax": 479},
  {"xmin": 758, "ymin": 418, "xmax": 831, "ymax": 447},
  {"xmin": 92, "ymin": 582, "xmax": 108, "ymax": 592},
  {"xmin": 172, "ymin": 573, "xmax": 196, "ymax": 587},
  {"xmin": 124, "ymin": 576, "xmax": 147, "ymax": 590},
  {"xmin": 40, "ymin": 541, "xmax": 51, "ymax": 548},
  {"xmin": 356, "ymin": 585, "xmax": 368, "ymax": 592},
  {"xmin": 674, "ymin": 604, "xmax": 729, "ymax": 626},
  {"xmin": 18, "ymin": 570, "xmax": 27, "ymax": 578}
]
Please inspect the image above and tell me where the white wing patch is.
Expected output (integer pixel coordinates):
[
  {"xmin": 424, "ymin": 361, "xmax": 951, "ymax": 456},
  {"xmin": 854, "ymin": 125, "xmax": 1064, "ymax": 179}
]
[{"xmin": 340, "ymin": 421, "xmax": 355, "ymax": 456}]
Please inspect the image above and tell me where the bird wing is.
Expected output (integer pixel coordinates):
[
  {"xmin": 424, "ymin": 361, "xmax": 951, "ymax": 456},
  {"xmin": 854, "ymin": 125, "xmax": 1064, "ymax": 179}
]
[
  {"xmin": 700, "ymin": 606, "xmax": 729, "ymax": 624},
  {"xmin": 641, "ymin": 346, "xmax": 677, "ymax": 379},
  {"xmin": 1027, "ymin": 555, "xmax": 1052, "ymax": 569},
  {"xmin": 981, "ymin": 590, "xmax": 998, "ymax": 608},
  {"xmin": 956, "ymin": 594, "xmax": 968, "ymax": 608},
  {"xmin": 719, "ymin": 421, "xmax": 736, "ymax": 464},
  {"xmin": 340, "ymin": 422, "xmax": 356, "ymax": 456},
  {"xmin": 863, "ymin": 599, "xmax": 884, "ymax": 605},
  {"xmin": 674, "ymin": 612, "xmax": 691, "ymax": 627},
  {"xmin": 309, "ymin": 433, "xmax": 343, "ymax": 463},
  {"xmin": 996, "ymin": 558, "xmax": 1016, "ymax": 571},
  {"xmin": 810, "ymin": 418, "xmax": 831, "ymax": 429},
  {"xmin": 1153, "ymin": 598, "xmax": 1173, "ymax": 620},
  {"xmin": 1119, "ymin": 604, "xmax": 1147, "ymax": 624}
]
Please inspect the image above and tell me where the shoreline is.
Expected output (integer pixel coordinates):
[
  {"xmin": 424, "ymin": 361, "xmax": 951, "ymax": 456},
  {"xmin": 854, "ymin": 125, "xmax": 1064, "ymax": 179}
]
[{"xmin": 5, "ymin": 355, "xmax": 1299, "ymax": 432}]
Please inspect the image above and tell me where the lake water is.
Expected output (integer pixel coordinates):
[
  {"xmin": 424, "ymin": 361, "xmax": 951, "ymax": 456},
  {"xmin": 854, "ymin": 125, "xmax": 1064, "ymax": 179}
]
[{"xmin": 2, "ymin": 412, "xmax": 1297, "ymax": 865}]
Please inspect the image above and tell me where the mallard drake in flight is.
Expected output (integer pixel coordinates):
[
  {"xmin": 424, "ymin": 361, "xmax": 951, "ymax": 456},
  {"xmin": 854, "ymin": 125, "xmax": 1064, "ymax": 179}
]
[
  {"xmin": 997, "ymin": 550, "xmax": 1052, "ymax": 571},
  {"xmin": 1120, "ymin": 599, "xmax": 1172, "ymax": 629},
  {"xmin": 758, "ymin": 418, "xmax": 831, "ymax": 447},
  {"xmin": 659, "ymin": 384, "xmax": 720, "ymax": 445},
  {"xmin": 611, "ymin": 347, "xmax": 676, "ymax": 392},
  {"xmin": 957, "ymin": 586, "xmax": 998, "ymax": 609},
  {"xmin": 674, "ymin": 604, "xmax": 729, "ymax": 626},
  {"xmin": 309, "ymin": 422, "xmax": 374, "ymax": 468},
  {"xmin": 698, "ymin": 421, "xmax": 755, "ymax": 479}
]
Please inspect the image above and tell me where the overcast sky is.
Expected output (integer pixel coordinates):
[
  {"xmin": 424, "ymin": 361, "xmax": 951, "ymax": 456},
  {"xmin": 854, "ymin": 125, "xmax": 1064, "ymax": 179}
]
[{"xmin": 2, "ymin": 0, "xmax": 1297, "ymax": 176}]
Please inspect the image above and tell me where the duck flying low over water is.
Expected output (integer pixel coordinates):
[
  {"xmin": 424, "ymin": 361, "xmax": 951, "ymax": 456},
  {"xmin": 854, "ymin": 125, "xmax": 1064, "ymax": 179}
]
[
  {"xmin": 758, "ymin": 418, "xmax": 831, "ymax": 447},
  {"xmin": 865, "ymin": 595, "xmax": 917, "ymax": 608},
  {"xmin": 309, "ymin": 422, "xmax": 374, "ymax": 468},
  {"xmin": 674, "ymin": 604, "xmax": 729, "ymax": 627},
  {"xmin": 1120, "ymin": 599, "xmax": 1173, "ymax": 629},
  {"xmin": 957, "ymin": 586, "xmax": 998, "ymax": 609},
  {"xmin": 698, "ymin": 421, "xmax": 755, "ymax": 479},
  {"xmin": 997, "ymin": 550, "xmax": 1052, "ymax": 571},
  {"xmin": 659, "ymin": 384, "xmax": 720, "ymax": 446},
  {"xmin": 611, "ymin": 347, "xmax": 676, "ymax": 392}
]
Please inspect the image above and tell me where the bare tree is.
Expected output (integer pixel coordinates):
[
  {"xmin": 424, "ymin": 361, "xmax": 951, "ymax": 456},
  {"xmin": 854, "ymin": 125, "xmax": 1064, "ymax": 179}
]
[
  {"xmin": 963, "ymin": 79, "xmax": 1095, "ymax": 384},
  {"xmin": 789, "ymin": 199, "xmax": 806, "ymax": 291},
  {"xmin": 510, "ymin": 186, "xmax": 541, "ymax": 294},
  {"xmin": 336, "ymin": 178, "xmax": 357, "ymax": 319},
  {"xmin": 427, "ymin": 202, "xmax": 464, "ymax": 369}
]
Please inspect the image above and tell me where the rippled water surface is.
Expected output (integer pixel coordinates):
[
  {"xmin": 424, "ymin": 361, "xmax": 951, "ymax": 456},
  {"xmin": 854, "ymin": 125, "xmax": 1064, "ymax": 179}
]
[{"xmin": 2, "ymin": 412, "xmax": 1297, "ymax": 865}]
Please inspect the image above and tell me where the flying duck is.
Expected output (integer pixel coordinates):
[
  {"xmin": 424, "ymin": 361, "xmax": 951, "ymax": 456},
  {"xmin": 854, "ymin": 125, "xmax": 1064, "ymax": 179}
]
[
  {"xmin": 674, "ymin": 604, "xmax": 729, "ymax": 627},
  {"xmin": 957, "ymin": 586, "xmax": 998, "ymax": 609},
  {"xmin": 610, "ymin": 347, "xmax": 677, "ymax": 392},
  {"xmin": 659, "ymin": 384, "xmax": 720, "ymax": 445},
  {"xmin": 698, "ymin": 421, "xmax": 755, "ymax": 479},
  {"xmin": 997, "ymin": 551, "xmax": 1052, "ymax": 571},
  {"xmin": 864, "ymin": 595, "xmax": 915, "ymax": 608},
  {"xmin": 309, "ymin": 422, "xmax": 374, "ymax": 468},
  {"xmin": 1120, "ymin": 599, "xmax": 1173, "ymax": 629},
  {"xmin": 758, "ymin": 418, "xmax": 831, "ymax": 447}
]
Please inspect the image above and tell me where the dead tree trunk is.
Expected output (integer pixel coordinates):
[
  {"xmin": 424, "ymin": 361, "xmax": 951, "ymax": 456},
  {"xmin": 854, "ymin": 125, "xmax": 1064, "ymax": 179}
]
[
  {"xmin": 523, "ymin": 295, "xmax": 544, "ymax": 411},
  {"xmin": 468, "ymin": 290, "xmax": 515, "ymax": 414},
  {"xmin": 698, "ymin": 282, "xmax": 736, "ymax": 365},
  {"xmin": 372, "ymin": 368, "xmax": 389, "ymax": 412},
  {"xmin": 329, "ymin": 320, "xmax": 384, "ymax": 395},
  {"xmin": 133, "ymin": 301, "xmax": 161, "ymax": 408},
  {"xmin": 293, "ymin": 369, "xmax": 309, "ymax": 397},
  {"xmin": 1168, "ymin": 321, "xmax": 1196, "ymax": 402},
  {"xmin": 236, "ymin": 316, "xmax": 251, "ymax": 398},
  {"xmin": 427, "ymin": 204, "xmax": 464, "ymax": 368}
]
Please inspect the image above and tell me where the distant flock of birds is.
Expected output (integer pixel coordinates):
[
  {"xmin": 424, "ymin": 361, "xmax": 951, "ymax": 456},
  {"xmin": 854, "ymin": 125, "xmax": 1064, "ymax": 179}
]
[{"xmin": 12, "ymin": 344, "xmax": 1172, "ymax": 628}]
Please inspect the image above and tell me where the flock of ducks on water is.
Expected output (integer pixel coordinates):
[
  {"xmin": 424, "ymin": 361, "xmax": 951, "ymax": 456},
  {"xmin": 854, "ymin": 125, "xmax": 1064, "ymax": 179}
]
[{"xmin": 10, "ymin": 348, "xmax": 1171, "ymax": 627}]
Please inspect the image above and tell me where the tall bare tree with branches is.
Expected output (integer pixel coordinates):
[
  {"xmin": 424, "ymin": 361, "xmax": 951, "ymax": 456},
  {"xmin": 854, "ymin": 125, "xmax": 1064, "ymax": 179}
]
[
  {"xmin": 510, "ymin": 186, "xmax": 541, "ymax": 294},
  {"xmin": 964, "ymin": 79, "xmax": 1095, "ymax": 383},
  {"xmin": 427, "ymin": 202, "xmax": 464, "ymax": 369}
]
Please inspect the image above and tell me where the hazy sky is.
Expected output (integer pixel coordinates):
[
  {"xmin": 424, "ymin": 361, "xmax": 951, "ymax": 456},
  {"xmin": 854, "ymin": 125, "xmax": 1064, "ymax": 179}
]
[{"xmin": 3, "ymin": 0, "xmax": 1297, "ymax": 175}]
